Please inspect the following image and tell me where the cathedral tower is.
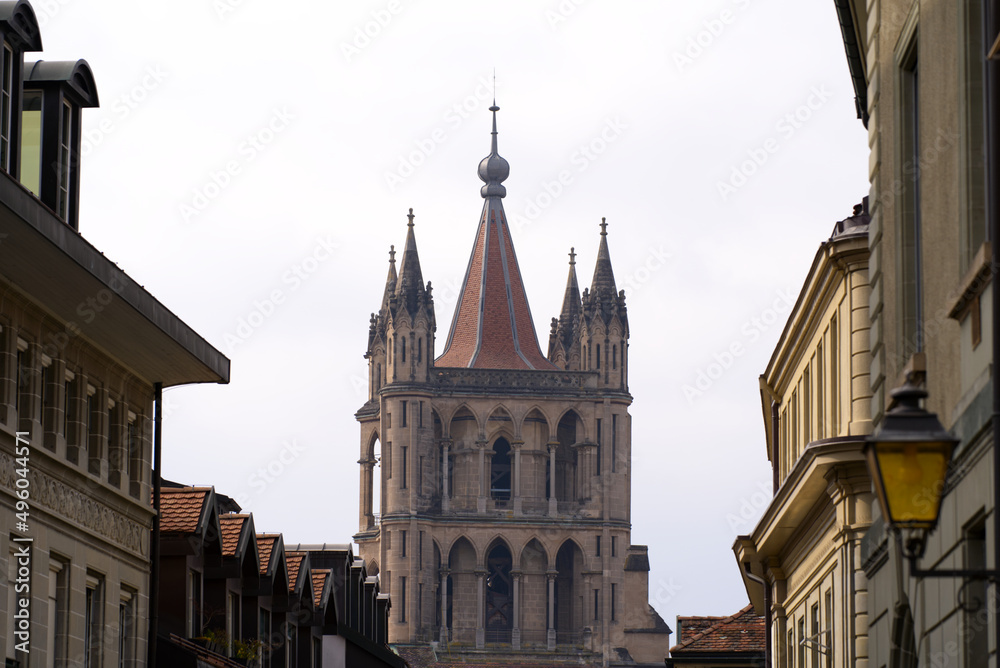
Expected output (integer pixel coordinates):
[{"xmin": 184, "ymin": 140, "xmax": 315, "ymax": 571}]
[{"xmin": 354, "ymin": 105, "xmax": 669, "ymax": 666}]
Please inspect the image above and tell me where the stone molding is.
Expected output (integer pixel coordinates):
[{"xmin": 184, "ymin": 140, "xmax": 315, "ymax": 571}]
[{"xmin": 0, "ymin": 450, "xmax": 148, "ymax": 557}]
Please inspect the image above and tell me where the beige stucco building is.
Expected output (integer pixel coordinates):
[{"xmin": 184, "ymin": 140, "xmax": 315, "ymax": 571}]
[
  {"xmin": 733, "ymin": 205, "xmax": 874, "ymax": 667},
  {"xmin": 353, "ymin": 107, "xmax": 671, "ymax": 667},
  {"xmin": 832, "ymin": 0, "xmax": 998, "ymax": 666},
  {"xmin": 0, "ymin": 2, "xmax": 230, "ymax": 666}
]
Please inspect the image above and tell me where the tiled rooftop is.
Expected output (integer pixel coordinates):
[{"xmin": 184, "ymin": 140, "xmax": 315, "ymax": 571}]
[
  {"xmin": 158, "ymin": 487, "xmax": 211, "ymax": 534},
  {"xmin": 312, "ymin": 569, "xmax": 330, "ymax": 607},
  {"xmin": 286, "ymin": 551, "xmax": 306, "ymax": 592},
  {"xmin": 219, "ymin": 514, "xmax": 249, "ymax": 557},
  {"xmin": 670, "ymin": 604, "xmax": 765, "ymax": 655},
  {"xmin": 256, "ymin": 534, "xmax": 279, "ymax": 575}
]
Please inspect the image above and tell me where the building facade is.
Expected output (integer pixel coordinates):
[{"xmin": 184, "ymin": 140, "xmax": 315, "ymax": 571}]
[
  {"xmin": 733, "ymin": 205, "xmax": 874, "ymax": 667},
  {"xmin": 834, "ymin": 0, "xmax": 999, "ymax": 666},
  {"xmin": 353, "ymin": 106, "xmax": 670, "ymax": 666},
  {"xmin": 0, "ymin": 2, "xmax": 231, "ymax": 667}
]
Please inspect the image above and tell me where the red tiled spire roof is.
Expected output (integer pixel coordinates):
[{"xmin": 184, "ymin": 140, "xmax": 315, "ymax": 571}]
[{"xmin": 436, "ymin": 105, "xmax": 556, "ymax": 370}]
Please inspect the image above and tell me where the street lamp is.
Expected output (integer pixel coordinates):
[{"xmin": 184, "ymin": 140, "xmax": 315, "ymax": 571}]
[{"xmin": 864, "ymin": 377, "xmax": 996, "ymax": 579}]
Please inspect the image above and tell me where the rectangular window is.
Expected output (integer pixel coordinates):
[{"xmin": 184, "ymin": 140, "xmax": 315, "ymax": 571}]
[
  {"xmin": 119, "ymin": 588, "xmax": 136, "ymax": 668},
  {"xmin": 0, "ymin": 42, "xmax": 12, "ymax": 171},
  {"xmin": 48, "ymin": 557, "xmax": 69, "ymax": 667},
  {"xmin": 596, "ymin": 344, "xmax": 601, "ymax": 369},
  {"xmin": 964, "ymin": 519, "xmax": 988, "ymax": 666},
  {"xmin": 387, "ymin": 412, "xmax": 391, "ymax": 429},
  {"xmin": 87, "ymin": 390, "xmax": 100, "ymax": 476},
  {"xmin": 419, "ymin": 531, "xmax": 423, "ymax": 568},
  {"xmin": 188, "ymin": 570, "xmax": 202, "ymax": 637},
  {"xmin": 259, "ymin": 609, "xmax": 271, "ymax": 668},
  {"xmin": 593, "ymin": 589, "xmax": 599, "ymax": 620},
  {"xmin": 419, "ymin": 455, "xmax": 424, "ymax": 493},
  {"xmin": 20, "ymin": 90, "xmax": 42, "ymax": 195},
  {"xmin": 400, "ymin": 576, "xmax": 407, "ymax": 622},
  {"xmin": 85, "ymin": 572, "xmax": 104, "ymax": 668},
  {"xmin": 128, "ymin": 416, "xmax": 142, "ymax": 498},
  {"xmin": 419, "ymin": 401, "xmax": 423, "ymax": 427},
  {"xmin": 824, "ymin": 590, "xmax": 833, "ymax": 668},
  {"xmin": 57, "ymin": 100, "xmax": 73, "ymax": 220},
  {"xmin": 811, "ymin": 603, "xmax": 820, "ymax": 667},
  {"xmin": 227, "ymin": 591, "xmax": 240, "ymax": 653},
  {"xmin": 788, "ymin": 630, "xmax": 795, "ymax": 668},
  {"xmin": 611, "ymin": 583, "xmax": 616, "ymax": 621},
  {"xmin": 797, "ymin": 617, "xmax": 805, "ymax": 668},
  {"xmin": 791, "ymin": 390, "xmax": 798, "ymax": 461},
  {"xmin": 611, "ymin": 414, "xmax": 617, "ymax": 472},
  {"xmin": 816, "ymin": 342, "xmax": 825, "ymax": 439},
  {"xmin": 803, "ymin": 364, "xmax": 811, "ymax": 443},
  {"xmin": 961, "ymin": 0, "xmax": 988, "ymax": 273},
  {"xmin": 401, "ymin": 400, "xmax": 407, "ymax": 428},
  {"xmin": 596, "ymin": 535, "xmax": 601, "ymax": 557},
  {"xmin": 385, "ymin": 529, "xmax": 391, "ymax": 551},
  {"xmin": 401, "ymin": 445, "xmax": 407, "ymax": 489},
  {"xmin": 108, "ymin": 403, "xmax": 122, "ymax": 488},
  {"xmin": 899, "ymin": 42, "xmax": 922, "ymax": 356},
  {"xmin": 830, "ymin": 315, "xmax": 838, "ymax": 436},
  {"xmin": 596, "ymin": 417, "xmax": 602, "ymax": 475},
  {"xmin": 611, "ymin": 536, "xmax": 617, "ymax": 557},
  {"xmin": 401, "ymin": 530, "xmax": 407, "ymax": 557}
]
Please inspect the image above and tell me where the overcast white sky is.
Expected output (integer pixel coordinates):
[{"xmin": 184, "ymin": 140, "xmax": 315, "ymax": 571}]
[{"xmin": 39, "ymin": 0, "xmax": 869, "ymax": 633}]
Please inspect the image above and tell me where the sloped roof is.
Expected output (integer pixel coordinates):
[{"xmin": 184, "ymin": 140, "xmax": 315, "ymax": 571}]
[
  {"xmin": 286, "ymin": 551, "xmax": 306, "ymax": 592},
  {"xmin": 671, "ymin": 605, "xmax": 765, "ymax": 655},
  {"xmin": 219, "ymin": 514, "xmax": 250, "ymax": 557},
  {"xmin": 256, "ymin": 534, "xmax": 280, "ymax": 576},
  {"xmin": 435, "ymin": 106, "xmax": 555, "ymax": 371},
  {"xmin": 159, "ymin": 487, "xmax": 212, "ymax": 534}
]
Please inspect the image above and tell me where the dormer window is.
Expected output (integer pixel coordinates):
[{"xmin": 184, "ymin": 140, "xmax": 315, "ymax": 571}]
[
  {"xmin": 0, "ymin": 1, "xmax": 42, "ymax": 176},
  {"xmin": 22, "ymin": 59, "xmax": 99, "ymax": 230}
]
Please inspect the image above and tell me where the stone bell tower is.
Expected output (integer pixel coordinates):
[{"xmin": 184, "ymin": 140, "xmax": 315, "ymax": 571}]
[{"xmin": 353, "ymin": 104, "xmax": 669, "ymax": 667}]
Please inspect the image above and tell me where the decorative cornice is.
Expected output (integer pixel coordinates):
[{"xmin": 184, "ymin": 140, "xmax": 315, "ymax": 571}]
[{"xmin": 0, "ymin": 450, "xmax": 148, "ymax": 557}]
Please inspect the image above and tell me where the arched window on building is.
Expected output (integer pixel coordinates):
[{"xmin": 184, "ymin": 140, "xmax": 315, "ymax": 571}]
[{"xmin": 490, "ymin": 438, "xmax": 511, "ymax": 501}]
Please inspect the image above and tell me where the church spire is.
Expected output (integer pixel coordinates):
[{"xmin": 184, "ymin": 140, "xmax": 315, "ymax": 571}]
[
  {"xmin": 395, "ymin": 208, "xmax": 426, "ymax": 315},
  {"xmin": 437, "ymin": 106, "xmax": 555, "ymax": 370},
  {"xmin": 548, "ymin": 247, "xmax": 583, "ymax": 367},
  {"xmin": 380, "ymin": 245, "xmax": 397, "ymax": 313},
  {"xmin": 590, "ymin": 217, "xmax": 618, "ymax": 298}
]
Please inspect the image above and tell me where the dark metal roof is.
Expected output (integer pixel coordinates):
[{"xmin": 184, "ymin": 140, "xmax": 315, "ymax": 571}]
[
  {"xmin": 24, "ymin": 59, "xmax": 99, "ymax": 107},
  {"xmin": 0, "ymin": 1, "xmax": 42, "ymax": 51},
  {"xmin": 0, "ymin": 171, "xmax": 230, "ymax": 387}
]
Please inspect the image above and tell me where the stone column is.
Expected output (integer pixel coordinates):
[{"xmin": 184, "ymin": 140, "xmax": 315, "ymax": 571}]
[
  {"xmin": 477, "ymin": 439, "xmax": 488, "ymax": 514},
  {"xmin": 441, "ymin": 439, "xmax": 451, "ymax": 512},
  {"xmin": 358, "ymin": 458, "xmax": 374, "ymax": 529},
  {"xmin": 546, "ymin": 570, "xmax": 557, "ymax": 650},
  {"xmin": 512, "ymin": 440, "xmax": 524, "ymax": 514},
  {"xmin": 547, "ymin": 441, "xmax": 559, "ymax": 516},
  {"xmin": 476, "ymin": 569, "xmax": 486, "ymax": 648},
  {"xmin": 511, "ymin": 570, "xmax": 521, "ymax": 649},
  {"xmin": 439, "ymin": 568, "xmax": 450, "ymax": 644}
]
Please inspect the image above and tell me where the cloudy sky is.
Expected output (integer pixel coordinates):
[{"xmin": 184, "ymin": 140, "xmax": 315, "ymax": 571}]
[{"xmin": 40, "ymin": 0, "xmax": 868, "ymax": 631}]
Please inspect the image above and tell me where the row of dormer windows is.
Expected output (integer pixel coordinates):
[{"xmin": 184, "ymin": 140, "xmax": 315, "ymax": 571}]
[
  {"xmin": 0, "ymin": 6, "xmax": 99, "ymax": 230},
  {"xmin": 6, "ymin": 332, "xmax": 148, "ymax": 499}
]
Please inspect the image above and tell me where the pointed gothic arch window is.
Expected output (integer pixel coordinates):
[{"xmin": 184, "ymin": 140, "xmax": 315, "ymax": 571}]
[{"xmin": 490, "ymin": 438, "xmax": 511, "ymax": 501}]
